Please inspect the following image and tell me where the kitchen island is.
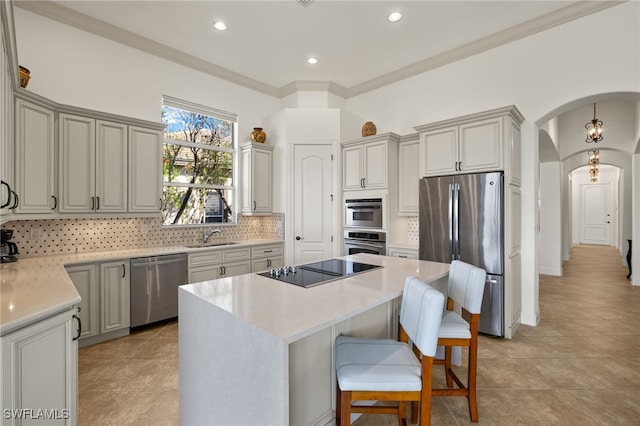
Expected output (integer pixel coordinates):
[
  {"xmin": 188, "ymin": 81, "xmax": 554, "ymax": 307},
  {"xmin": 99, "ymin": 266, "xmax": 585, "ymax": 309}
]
[{"xmin": 178, "ymin": 254, "xmax": 450, "ymax": 426}]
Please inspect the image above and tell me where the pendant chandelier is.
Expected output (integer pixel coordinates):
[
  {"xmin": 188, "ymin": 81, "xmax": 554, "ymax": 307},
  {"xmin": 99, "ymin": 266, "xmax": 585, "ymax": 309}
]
[
  {"xmin": 588, "ymin": 150, "xmax": 599, "ymax": 182},
  {"xmin": 585, "ymin": 103, "xmax": 603, "ymax": 143}
]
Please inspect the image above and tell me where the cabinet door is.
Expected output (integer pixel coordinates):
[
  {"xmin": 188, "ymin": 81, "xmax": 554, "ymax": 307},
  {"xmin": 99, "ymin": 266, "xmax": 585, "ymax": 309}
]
[
  {"xmin": 15, "ymin": 99, "xmax": 56, "ymax": 213},
  {"xmin": 251, "ymin": 256, "xmax": 284, "ymax": 272},
  {"xmin": 221, "ymin": 260, "xmax": 252, "ymax": 278},
  {"xmin": 59, "ymin": 113, "xmax": 96, "ymax": 212},
  {"xmin": 188, "ymin": 265, "xmax": 222, "ymax": 283},
  {"xmin": 251, "ymin": 147, "xmax": 273, "ymax": 214},
  {"xmin": 2, "ymin": 308, "xmax": 78, "ymax": 426},
  {"xmin": 458, "ymin": 117, "xmax": 503, "ymax": 172},
  {"xmin": 398, "ymin": 140, "xmax": 420, "ymax": 214},
  {"xmin": 1, "ymin": 41, "xmax": 14, "ymax": 219},
  {"xmin": 95, "ymin": 120, "xmax": 127, "ymax": 212},
  {"xmin": 128, "ymin": 126, "xmax": 162, "ymax": 213},
  {"xmin": 100, "ymin": 261, "xmax": 130, "ymax": 334},
  {"xmin": 509, "ymin": 119, "xmax": 522, "ymax": 186},
  {"xmin": 342, "ymin": 144, "xmax": 364, "ymax": 190},
  {"xmin": 65, "ymin": 264, "xmax": 100, "ymax": 339},
  {"xmin": 420, "ymin": 126, "xmax": 458, "ymax": 177},
  {"xmin": 362, "ymin": 140, "xmax": 388, "ymax": 189}
]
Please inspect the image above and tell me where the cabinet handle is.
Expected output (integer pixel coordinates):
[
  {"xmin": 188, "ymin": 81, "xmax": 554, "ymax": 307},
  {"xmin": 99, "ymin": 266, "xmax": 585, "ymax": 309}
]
[
  {"xmin": 122, "ymin": 264, "xmax": 126, "ymax": 278},
  {"xmin": 72, "ymin": 310, "xmax": 82, "ymax": 341},
  {"xmin": 219, "ymin": 266, "xmax": 224, "ymax": 276},
  {"xmin": 223, "ymin": 266, "xmax": 226, "ymax": 275},
  {"xmin": 399, "ymin": 255, "xmax": 408, "ymax": 258},
  {"xmin": 266, "ymin": 259, "xmax": 271, "ymax": 267},
  {"xmin": 253, "ymin": 201, "xmax": 257, "ymax": 211},
  {"xmin": 51, "ymin": 195, "xmax": 57, "ymax": 210},
  {"xmin": 96, "ymin": 196, "xmax": 100, "ymax": 210},
  {"xmin": 264, "ymin": 250, "xmax": 273, "ymax": 253},
  {"xmin": 1, "ymin": 180, "xmax": 10, "ymax": 208},
  {"xmin": 159, "ymin": 198, "xmax": 163, "ymax": 210},
  {"xmin": 10, "ymin": 190, "xmax": 18, "ymax": 209},
  {"xmin": 91, "ymin": 196, "xmax": 95, "ymax": 210}
]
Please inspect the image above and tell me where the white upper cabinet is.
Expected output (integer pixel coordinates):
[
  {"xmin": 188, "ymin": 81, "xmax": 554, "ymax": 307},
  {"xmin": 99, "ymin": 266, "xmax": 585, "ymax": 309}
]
[
  {"xmin": 415, "ymin": 106, "xmax": 523, "ymax": 180},
  {"xmin": 128, "ymin": 125, "xmax": 163, "ymax": 213},
  {"xmin": 397, "ymin": 134, "xmax": 420, "ymax": 215},
  {"xmin": 15, "ymin": 98, "xmax": 56, "ymax": 214},
  {"xmin": 341, "ymin": 133, "xmax": 399, "ymax": 191},
  {"xmin": 59, "ymin": 114, "xmax": 128, "ymax": 213},
  {"xmin": 241, "ymin": 142, "xmax": 273, "ymax": 215},
  {"xmin": 0, "ymin": 33, "xmax": 15, "ymax": 220}
]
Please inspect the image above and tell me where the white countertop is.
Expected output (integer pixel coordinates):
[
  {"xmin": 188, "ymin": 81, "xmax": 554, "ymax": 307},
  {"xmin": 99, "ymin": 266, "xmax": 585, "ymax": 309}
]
[
  {"xmin": 181, "ymin": 253, "xmax": 450, "ymax": 343},
  {"xmin": 0, "ymin": 239, "xmax": 282, "ymax": 336}
]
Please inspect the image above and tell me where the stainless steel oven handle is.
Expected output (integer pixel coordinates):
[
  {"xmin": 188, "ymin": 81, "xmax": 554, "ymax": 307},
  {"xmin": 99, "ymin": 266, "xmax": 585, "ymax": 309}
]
[
  {"xmin": 345, "ymin": 240, "xmax": 385, "ymax": 249},
  {"xmin": 346, "ymin": 205, "xmax": 381, "ymax": 209}
]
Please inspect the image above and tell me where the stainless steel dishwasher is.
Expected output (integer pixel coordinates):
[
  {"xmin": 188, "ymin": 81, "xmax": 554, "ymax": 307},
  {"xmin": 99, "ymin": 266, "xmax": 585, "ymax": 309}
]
[{"xmin": 130, "ymin": 253, "xmax": 188, "ymax": 328}]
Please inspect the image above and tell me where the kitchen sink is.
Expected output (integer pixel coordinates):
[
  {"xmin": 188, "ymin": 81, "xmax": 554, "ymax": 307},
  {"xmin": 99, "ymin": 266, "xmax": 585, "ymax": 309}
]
[{"xmin": 184, "ymin": 242, "xmax": 239, "ymax": 248}]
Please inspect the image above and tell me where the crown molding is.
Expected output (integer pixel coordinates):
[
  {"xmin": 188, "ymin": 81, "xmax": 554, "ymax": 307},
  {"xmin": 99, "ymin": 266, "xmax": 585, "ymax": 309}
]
[
  {"xmin": 346, "ymin": 1, "xmax": 625, "ymax": 98},
  {"xmin": 278, "ymin": 80, "xmax": 347, "ymax": 99},
  {"xmin": 15, "ymin": 0, "xmax": 625, "ymax": 100},
  {"xmin": 14, "ymin": 0, "xmax": 280, "ymax": 97}
]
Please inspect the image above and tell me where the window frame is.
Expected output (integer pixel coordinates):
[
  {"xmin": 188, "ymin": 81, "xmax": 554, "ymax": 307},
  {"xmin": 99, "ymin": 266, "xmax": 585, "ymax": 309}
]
[{"xmin": 161, "ymin": 95, "xmax": 238, "ymax": 226}]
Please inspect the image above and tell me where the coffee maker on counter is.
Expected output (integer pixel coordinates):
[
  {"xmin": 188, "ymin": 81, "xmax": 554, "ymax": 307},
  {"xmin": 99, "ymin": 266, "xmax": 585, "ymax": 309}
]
[{"xmin": 1, "ymin": 229, "xmax": 19, "ymax": 263}]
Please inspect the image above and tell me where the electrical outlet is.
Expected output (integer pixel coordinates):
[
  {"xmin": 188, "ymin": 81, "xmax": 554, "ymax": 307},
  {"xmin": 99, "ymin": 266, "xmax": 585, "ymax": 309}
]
[{"xmin": 30, "ymin": 229, "xmax": 41, "ymax": 241}]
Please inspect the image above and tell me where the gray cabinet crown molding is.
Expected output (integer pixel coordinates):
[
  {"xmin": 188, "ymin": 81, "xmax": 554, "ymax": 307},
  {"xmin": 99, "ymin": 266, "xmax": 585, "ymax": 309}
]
[
  {"xmin": 14, "ymin": 88, "xmax": 166, "ymax": 131},
  {"xmin": 413, "ymin": 105, "xmax": 525, "ymax": 133}
]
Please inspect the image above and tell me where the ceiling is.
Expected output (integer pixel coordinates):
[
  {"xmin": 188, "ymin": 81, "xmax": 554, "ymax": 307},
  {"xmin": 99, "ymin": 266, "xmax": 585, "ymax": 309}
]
[{"xmin": 15, "ymin": 0, "xmax": 621, "ymax": 98}]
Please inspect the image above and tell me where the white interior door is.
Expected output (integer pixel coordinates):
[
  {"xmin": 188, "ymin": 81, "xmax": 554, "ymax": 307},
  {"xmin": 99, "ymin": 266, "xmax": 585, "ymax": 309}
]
[
  {"xmin": 580, "ymin": 183, "xmax": 612, "ymax": 245},
  {"xmin": 293, "ymin": 144, "xmax": 335, "ymax": 264}
]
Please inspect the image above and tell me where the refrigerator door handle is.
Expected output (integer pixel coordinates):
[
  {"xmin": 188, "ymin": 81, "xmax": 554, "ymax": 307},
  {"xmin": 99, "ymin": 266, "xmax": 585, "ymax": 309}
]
[
  {"xmin": 452, "ymin": 182, "xmax": 460, "ymax": 260},
  {"xmin": 448, "ymin": 183, "xmax": 455, "ymax": 261}
]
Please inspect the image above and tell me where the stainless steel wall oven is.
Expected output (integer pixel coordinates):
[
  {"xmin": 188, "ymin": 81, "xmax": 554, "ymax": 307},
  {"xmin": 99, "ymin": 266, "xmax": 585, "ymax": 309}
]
[
  {"xmin": 343, "ymin": 230, "xmax": 386, "ymax": 256},
  {"xmin": 344, "ymin": 198, "xmax": 383, "ymax": 228}
]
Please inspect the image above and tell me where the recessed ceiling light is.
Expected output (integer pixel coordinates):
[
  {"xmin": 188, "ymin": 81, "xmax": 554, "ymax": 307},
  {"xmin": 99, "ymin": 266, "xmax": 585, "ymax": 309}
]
[
  {"xmin": 388, "ymin": 12, "xmax": 402, "ymax": 22},
  {"xmin": 307, "ymin": 57, "xmax": 318, "ymax": 65},
  {"xmin": 213, "ymin": 21, "xmax": 227, "ymax": 31}
]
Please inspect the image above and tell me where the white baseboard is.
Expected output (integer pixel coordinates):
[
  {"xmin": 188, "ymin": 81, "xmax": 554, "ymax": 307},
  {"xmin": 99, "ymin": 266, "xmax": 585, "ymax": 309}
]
[{"xmin": 539, "ymin": 266, "xmax": 563, "ymax": 276}]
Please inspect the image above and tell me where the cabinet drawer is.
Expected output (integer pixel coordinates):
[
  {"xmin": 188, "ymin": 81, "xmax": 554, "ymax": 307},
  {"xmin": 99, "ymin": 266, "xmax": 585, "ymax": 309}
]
[
  {"xmin": 388, "ymin": 248, "xmax": 418, "ymax": 259},
  {"xmin": 251, "ymin": 243, "xmax": 284, "ymax": 259},
  {"xmin": 221, "ymin": 247, "xmax": 251, "ymax": 263},
  {"xmin": 189, "ymin": 250, "xmax": 223, "ymax": 267}
]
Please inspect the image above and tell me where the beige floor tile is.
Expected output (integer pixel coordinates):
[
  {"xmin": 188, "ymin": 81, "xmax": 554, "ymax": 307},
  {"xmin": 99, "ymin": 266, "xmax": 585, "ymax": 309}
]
[{"xmin": 78, "ymin": 245, "xmax": 640, "ymax": 425}]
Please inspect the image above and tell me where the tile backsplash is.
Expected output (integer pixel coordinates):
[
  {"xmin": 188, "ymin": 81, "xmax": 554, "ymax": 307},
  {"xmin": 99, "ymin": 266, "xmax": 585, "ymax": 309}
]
[
  {"xmin": 2, "ymin": 214, "xmax": 284, "ymax": 258},
  {"xmin": 407, "ymin": 216, "xmax": 419, "ymax": 243}
]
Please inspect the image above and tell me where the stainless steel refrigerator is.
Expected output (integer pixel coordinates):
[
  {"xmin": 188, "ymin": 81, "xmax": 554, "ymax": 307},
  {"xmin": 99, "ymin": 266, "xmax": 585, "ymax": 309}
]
[{"xmin": 419, "ymin": 171, "xmax": 504, "ymax": 337}]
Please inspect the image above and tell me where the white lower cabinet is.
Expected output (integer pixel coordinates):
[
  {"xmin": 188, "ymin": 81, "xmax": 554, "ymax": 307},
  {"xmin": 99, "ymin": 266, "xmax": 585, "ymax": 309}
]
[
  {"xmin": 65, "ymin": 260, "xmax": 130, "ymax": 347},
  {"xmin": 250, "ymin": 243, "xmax": 284, "ymax": 272},
  {"xmin": 188, "ymin": 247, "xmax": 251, "ymax": 283},
  {"xmin": 65, "ymin": 265, "xmax": 99, "ymax": 340},
  {"xmin": 1, "ymin": 308, "xmax": 79, "ymax": 426},
  {"xmin": 100, "ymin": 261, "xmax": 130, "ymax": 334}
]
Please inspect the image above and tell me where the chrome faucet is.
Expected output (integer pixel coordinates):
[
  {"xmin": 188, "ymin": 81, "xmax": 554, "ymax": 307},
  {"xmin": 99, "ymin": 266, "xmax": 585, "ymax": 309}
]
[{"xmin": 203, "ymin": 228, "xmax": 221, "ymax": 243}]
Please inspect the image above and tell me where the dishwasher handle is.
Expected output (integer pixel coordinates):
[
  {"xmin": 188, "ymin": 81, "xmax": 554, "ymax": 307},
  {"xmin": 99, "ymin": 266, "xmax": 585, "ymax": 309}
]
[{"xmin": 131, "ymin": 253, "xmax": 187, "ymax": 268}]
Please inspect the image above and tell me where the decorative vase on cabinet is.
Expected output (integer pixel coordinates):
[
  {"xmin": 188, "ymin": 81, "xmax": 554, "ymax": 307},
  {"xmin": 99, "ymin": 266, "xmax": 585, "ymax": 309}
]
[
  {"xmin": 361, "ymin": 121, "xmax": 377, "ymax": 137},
  {"xmin": 250, "ymin": 127, "xmax": 266, "ymax": 143}
]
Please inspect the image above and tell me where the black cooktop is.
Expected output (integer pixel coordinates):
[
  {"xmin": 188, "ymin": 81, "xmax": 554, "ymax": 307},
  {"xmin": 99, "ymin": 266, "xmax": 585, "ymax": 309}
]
[{"xmin": 257, "ymin": 259, "xmax": 382, "ymax": 288}]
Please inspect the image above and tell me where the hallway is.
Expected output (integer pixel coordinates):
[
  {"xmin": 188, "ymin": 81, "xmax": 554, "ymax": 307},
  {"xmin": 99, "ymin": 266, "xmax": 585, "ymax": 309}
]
[{"xmin": 78, "ymin": 245, "xmax": 640, "ymax": 425}]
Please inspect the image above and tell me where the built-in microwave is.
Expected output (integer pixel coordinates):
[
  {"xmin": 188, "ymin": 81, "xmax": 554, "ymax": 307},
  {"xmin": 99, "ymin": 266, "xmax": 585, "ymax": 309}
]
[{"xmin": 344, "ymin": 198, "xmax": 382, "ymax": 228}]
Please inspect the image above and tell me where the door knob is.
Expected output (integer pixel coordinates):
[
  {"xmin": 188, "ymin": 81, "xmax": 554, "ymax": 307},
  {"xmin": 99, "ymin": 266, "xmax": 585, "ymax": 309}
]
[{"xmin": 296, "ymin": 236, "xmax": 303, "ymax": 240}]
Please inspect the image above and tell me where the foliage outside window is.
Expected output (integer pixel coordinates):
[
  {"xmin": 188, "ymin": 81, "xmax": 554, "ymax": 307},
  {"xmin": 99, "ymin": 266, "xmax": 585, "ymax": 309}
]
[{"xmin": 161, "ymin": 96, "xmax": 237, "ymax": 225}]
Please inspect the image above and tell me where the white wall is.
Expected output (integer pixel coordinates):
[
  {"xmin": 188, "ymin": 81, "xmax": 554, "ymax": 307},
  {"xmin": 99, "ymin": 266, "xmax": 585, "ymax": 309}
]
[
  {"xmin": 13, "ymin": 8, "xmax": 281, "ymax": 142},
  {"xmin": 539, "ymin": 161, "xmax": 562, "ymax": 276}
]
